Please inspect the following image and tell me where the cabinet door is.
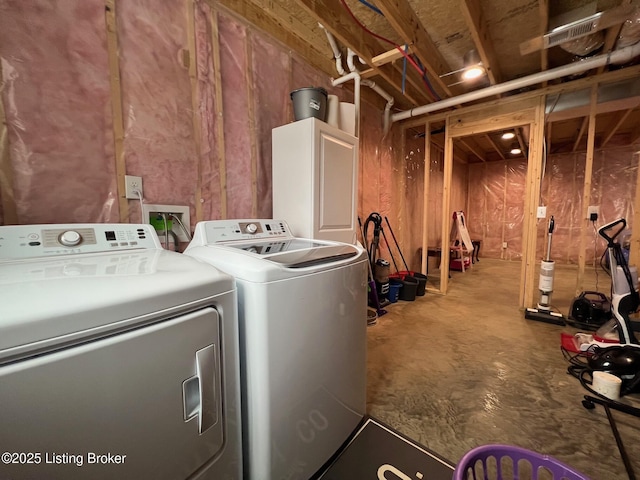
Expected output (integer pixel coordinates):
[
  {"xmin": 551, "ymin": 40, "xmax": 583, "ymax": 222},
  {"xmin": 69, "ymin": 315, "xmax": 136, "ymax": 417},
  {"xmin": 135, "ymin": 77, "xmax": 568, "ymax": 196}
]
[
  {"xmin": 0, "ymin": 308, "xmax": 228, "ymax": 480},
  {"xmin": 317, "ymin": 128, "xmax": 357, "ymax": 242}
]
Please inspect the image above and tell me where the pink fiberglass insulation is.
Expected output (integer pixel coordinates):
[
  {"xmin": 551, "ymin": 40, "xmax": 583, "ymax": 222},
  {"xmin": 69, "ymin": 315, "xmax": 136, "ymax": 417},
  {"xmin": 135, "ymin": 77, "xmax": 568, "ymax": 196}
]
[
  {"xmin": 291, "ymin": 56, "xmax": 340, "ymax": 100},
  {"xmin": 468, "ymin": 144, "xmax": 639, "ymax": 264},
  {"xmin": 503, "ymin": 160, "xmax": 526, "ymax": 260},
  {"xmin": 358, "ymin": 103, "xmax": 395, "ymax": 218},
  {"xmin": 250, "ymin": 31, "xmax": 290, "ymax": 219},
  {"xmin": 541, "ymin": 151, "xmax": 584, "ymax": 264},
  {"xmin": 117, "ymin": 0, "xmax": 198, "ymax": 224},
  {"xmin": 218, "ymin": 13, "xmax": 253, "ymax": 219},
  {"xmin": 194, "ymin": 1, "xmax": 222, "ymax": 220},
  {"xmin": 0, "ymin": 1, "xmax": 117, "ymax": 224},
  {"xmin": 403, "ymin": 135, "xmax": 426, "ymax": 271},
  {"xmin": 482, "ymin": 161, "xmax": 507, "ymax": 259}
]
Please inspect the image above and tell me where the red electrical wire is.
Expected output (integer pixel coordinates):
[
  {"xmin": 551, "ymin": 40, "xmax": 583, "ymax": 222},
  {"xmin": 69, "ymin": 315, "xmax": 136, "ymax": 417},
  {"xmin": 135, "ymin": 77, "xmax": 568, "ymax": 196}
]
[{"xmin": 338, "ymin": 0, "xmax": 440, "ymax": 101}]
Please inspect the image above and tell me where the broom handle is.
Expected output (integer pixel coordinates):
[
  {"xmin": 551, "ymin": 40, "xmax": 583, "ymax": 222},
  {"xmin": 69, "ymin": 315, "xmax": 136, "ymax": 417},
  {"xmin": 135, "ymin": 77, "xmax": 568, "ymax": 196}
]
[{"xmin": 385, "ymin": 216, "xmax": 410, "ymax": 271}]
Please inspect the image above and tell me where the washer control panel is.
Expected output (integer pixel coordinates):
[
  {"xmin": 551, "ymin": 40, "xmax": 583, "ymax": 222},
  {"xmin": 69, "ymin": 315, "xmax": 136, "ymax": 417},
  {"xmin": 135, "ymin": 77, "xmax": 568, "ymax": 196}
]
[
  {"xmin": 0, "ymin": 224, "xmax": 162, "ymax": 260},
  {"xmin": 197, "ymin": 219, "xmax": 293, "ymax": 243}
]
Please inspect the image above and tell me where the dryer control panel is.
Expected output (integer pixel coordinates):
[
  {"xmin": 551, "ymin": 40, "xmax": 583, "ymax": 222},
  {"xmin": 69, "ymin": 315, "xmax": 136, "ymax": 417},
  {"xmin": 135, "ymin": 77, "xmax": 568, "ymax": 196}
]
[
  {"xmin": 0, "ymin": 224, "xmax": 162, "ymax": 260},
  {"xmin": 194, "ymin": 219, "xmax": 294, "ymax": 244}
]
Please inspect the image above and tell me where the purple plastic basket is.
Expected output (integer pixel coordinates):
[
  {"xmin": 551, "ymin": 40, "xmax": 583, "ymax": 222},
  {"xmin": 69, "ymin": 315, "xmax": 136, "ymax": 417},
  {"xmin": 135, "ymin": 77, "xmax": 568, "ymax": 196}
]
[{"xmin": 452, "ymin": 444, "xmax": 590, "ymax": 480}]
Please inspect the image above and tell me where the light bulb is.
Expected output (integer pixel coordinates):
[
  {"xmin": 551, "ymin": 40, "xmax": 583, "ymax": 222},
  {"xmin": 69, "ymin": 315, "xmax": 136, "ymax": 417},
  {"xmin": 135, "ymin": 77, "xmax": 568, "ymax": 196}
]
[
  {"xmin": 461, "ymin": 66, "xmax": 484, "ymax": 80},
  {"xmin": 502, "ymin": 132, "xmax": 515, "ymax": 140}
]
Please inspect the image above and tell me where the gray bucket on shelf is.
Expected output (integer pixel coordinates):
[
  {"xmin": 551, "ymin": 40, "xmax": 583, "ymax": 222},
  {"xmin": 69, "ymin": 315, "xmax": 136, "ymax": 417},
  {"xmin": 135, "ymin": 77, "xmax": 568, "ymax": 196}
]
[{"xmin": 290, "ymin": 87, "xmax": 327, "ymax": 122}]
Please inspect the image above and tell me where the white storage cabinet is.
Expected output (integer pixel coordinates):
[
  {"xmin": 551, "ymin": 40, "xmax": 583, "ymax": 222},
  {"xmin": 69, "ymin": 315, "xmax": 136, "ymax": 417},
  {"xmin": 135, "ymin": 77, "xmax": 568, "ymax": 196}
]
[{"xmin": 272, "ymin": 117, "xmax": 359, "ymax": 244}]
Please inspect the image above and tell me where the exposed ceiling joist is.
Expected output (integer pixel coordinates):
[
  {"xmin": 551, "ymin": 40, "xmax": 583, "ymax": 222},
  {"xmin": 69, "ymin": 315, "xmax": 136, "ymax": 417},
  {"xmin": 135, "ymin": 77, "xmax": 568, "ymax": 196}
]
[
  {"xmin": 484, "ymin": 134, "xmax": 506, "ymax": 160},
  {"xmin": 374, "ymin": 0, "xmax": 457, "ymax": 98},
  {"xmin": 458, "ymin": 137, "xmax": 485, "ymax": 162},
  {"xmin": 215, "ymin": 0, "xmax": 335, "ymax": 76},
  {"xmin": 539, "ymin": 0, "xmax": 549, "ymax": 73},
  {"xmin": 294, "ymin": 0, "xmax": 429, "ymax": 105},
  {"xmin": 459, "ymin": 0, "xmax": 502, "ymax": 85},
  {"xmin": 596, "ymin": 0, "xmax": 630, "ymax": 75}
]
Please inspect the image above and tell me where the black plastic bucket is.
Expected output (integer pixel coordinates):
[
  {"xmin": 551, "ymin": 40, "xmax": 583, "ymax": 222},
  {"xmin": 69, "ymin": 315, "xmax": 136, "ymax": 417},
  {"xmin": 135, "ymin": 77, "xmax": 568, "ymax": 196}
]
[
  {"xmin": 398, "ymin": 270, "xmax": 427, "ymax": 296},
  {"xmin": 290, "ymin": 87, "xmax": 327, "ymax": 122},
  {"xmin": 395, "ymin": 275, "xmax": 419, "ymax": 301}
]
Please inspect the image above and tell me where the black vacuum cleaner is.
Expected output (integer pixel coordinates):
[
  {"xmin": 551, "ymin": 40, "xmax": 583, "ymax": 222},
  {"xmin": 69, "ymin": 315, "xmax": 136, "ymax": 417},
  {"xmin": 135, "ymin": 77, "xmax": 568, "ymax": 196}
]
[{"xmin": 525, "ymin": 216, "xmax": 566, "ymax": 325}]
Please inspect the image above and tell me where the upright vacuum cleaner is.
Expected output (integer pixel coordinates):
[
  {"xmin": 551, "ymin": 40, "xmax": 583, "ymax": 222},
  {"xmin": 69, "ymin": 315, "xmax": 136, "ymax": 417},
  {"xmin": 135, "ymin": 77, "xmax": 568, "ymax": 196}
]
[
  {"xmin": 525, "ymin": 215, "xmax": 566, "ymax": 325},
  {"xmin": 562, "ymin": 218, "xmax": 640, "ymax": 352}
]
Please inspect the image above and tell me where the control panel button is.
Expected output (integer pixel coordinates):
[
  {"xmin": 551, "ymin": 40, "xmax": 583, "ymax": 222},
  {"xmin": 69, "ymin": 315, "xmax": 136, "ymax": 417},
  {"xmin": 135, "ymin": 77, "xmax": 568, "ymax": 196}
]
[
  {"xmin": 59, "ymin": 230, "xmax": 82, "ymax": 247},
  {"xmin": 246, "ymin": 223, "xmax": 258, "ymax": 234}
]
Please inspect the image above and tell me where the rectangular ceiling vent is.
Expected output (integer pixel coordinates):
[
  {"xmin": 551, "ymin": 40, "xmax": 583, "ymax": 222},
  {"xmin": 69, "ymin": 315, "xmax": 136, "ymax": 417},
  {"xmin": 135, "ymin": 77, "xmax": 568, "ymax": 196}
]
[{"xmin": 544, "ymin": 12, "xmax": 602, "ymax": 49}]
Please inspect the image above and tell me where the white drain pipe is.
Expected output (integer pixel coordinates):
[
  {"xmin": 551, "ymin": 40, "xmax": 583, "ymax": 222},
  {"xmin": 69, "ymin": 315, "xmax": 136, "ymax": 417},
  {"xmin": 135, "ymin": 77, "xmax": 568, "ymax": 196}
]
[
  {"xmin": 319, "ymin": 24, "xmax": 346, "ymax": 76},
  {"xmin": 391, "ymin": 41, "xmax": 640, "ymax": 123},
  {"xmin": 362, "ymin": 79, "xmax": 394, "ymax": 135},
  {"xmin": 332, "ymin": 72, "xmax": 360, "ymax": 137}
]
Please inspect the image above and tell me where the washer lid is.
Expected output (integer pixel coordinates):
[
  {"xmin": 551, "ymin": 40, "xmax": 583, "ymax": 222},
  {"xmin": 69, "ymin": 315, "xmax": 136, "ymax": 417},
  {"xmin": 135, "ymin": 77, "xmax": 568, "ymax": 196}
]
[
  {"xmin": 235, "ymin": 242, "xmax": 358, "ymax": 267},
  {"xmin": 0, "ymin": 249, "xmax": 234, "ymax": 364}
]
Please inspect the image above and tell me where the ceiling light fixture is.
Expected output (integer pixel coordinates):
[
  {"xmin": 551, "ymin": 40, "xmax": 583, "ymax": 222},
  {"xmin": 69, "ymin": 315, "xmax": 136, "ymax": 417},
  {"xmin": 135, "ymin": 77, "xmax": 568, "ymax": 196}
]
[
  {"xmin": 501, "ymin": 132, "xmax": 515, "ymax": 140},
  {"xmin": 510, "ymin": 147, "xmax": 522, "ymax": 155},
  {"xmin": 438, "ymin": 49, "xmax": 486, "ymax": 86},
  {"xmin": 461, "ymin": 49, "xmax": 485, "ymax": 81}
]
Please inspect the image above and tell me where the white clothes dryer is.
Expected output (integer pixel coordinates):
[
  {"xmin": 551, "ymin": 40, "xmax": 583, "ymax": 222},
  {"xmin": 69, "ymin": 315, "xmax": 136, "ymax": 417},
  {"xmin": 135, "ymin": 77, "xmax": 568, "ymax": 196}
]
[
  {"xmin": 0, "ymin": 224, "xmax": 242, "ymax": 480},
  {"xmin": 185, "ymin": 219, "xmax": 368, "ymax": 480}
]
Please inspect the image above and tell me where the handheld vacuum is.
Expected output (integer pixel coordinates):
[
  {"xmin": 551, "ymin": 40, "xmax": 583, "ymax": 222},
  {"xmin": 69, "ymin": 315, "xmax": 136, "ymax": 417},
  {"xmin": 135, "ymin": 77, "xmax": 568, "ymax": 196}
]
[{"xmin": 525, "ymin": 215, "xmax": 565, "ymax": 325}]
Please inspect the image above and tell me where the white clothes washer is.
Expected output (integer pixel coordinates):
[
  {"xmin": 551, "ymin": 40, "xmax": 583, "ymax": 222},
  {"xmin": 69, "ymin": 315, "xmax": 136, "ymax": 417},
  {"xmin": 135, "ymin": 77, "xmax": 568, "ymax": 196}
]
[
  {"xmin": 0, "ymin": 224, "xmax": 242, "ymax": 480},
  {"xmin": 185, "ymin": 219, "xmax": 368, "ymax": 479}
]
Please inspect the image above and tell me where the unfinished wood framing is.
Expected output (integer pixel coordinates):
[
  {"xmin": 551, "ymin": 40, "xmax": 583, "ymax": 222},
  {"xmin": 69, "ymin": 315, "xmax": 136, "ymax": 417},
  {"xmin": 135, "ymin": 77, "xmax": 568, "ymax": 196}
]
[
  {"xmin": 400, "ymin": 64, "xmax": 640, "ymax": 132},
  {"xmin": 601, "ymin": 109, "xmax": 632, "ymax": 148},
  {"xmin": 459, "ymin": 0, "xmax": 502, "ymax": 85},
  {"xmin": 422, "ymin": 96, "xmax": 545, "ymax": 307},
  {"xmin": 105, "ymin": 0, "xmax": 129, "ymax": 223},
  {"xmin": 440, "ymin": 128, "xmax": 454, "ymax": 293},
  {"xmin": 400, "ymin": 64, "xmax": 640, "ymax": 306},
  {"xmin": 520, "ymin": 96, "xmax": 546, "ymax": 308},
  {"xmin": 576, "ymin": 86, "xmax": 598, "ymax": 295},
  {"xmin": 421, "ymin": 123, "xmax": 431, "ymax": 278},
  {"xmin": 572, "ymin": 117, "xmax": 588, "ymax": 152},
  {"xmin": 187, "ymin": 1, "xmax": 204, "ymax": 223},
  {"xmin": 372, "ymin": 45, "xmax": 413, "ymax": 67},
  {"xmin": 245, "ymin": 32, "xmax": 259, "ymax": 218},
  {"xmin": 210, "ymin": 7, "xmax": 228, "ymax": 219}
]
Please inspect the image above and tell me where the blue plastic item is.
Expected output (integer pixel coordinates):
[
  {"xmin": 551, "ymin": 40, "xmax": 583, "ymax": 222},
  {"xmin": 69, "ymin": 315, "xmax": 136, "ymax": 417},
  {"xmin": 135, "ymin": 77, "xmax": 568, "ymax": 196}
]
[{"xmin": 387, "ymin": 279, "xmax": 403, "ymax": 303}]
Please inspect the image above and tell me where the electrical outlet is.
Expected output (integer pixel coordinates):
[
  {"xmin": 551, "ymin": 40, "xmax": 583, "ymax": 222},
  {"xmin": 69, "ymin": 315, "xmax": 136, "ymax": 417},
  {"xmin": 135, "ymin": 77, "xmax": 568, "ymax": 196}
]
[
  {"xmin": 502, "ymin": 242, "xmax": 508, "ymax": 249},
  {"xmin": 125, "ymin": 175, "xmax": 143, "ymax": 199},
  {"xmin": 142, "ymin": 204, "xmax": 191, "ymax": 242},
  {"xmin": 537, "ymin": 206, "xmax": 547, "ymax": 219},
  {"xmin": 587, "ymin": 205, "xmax": 600, "ymax": 221}
]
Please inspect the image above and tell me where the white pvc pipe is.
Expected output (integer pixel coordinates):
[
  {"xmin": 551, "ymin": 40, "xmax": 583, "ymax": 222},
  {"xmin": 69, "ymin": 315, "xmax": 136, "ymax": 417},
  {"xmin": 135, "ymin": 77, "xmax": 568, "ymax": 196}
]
[
  {"xmin": 319, "ymin": 24, "xmax": 346, "ymax": 76},
  {"xmin": 347, "ymin": 48, "xmax": 357, "ymax": 73},
  {"xmin": 391, "ymin": 41, "xmax": 640, "ymax": 123},
  {"xmin": 332, "ymin": 72, "xmax": 361, "ymax": 137},
  {"xmin": 362, "ymin": 79, "xmax": 394, "ymax": 135}
]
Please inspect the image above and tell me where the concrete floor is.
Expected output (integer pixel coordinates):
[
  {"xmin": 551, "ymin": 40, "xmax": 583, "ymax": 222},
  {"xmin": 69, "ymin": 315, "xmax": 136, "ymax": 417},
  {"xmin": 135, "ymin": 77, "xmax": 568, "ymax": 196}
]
[{"xmin": 366, "ymin": 258, "xmax": 640, "ymax": 479}]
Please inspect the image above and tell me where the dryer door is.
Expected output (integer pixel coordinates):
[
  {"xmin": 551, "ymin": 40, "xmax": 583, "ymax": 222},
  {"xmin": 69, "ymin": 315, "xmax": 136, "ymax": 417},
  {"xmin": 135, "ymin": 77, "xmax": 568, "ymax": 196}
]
[{"xmin": 0, "ymin": 307, "xmax": 231, "ymax": 480}]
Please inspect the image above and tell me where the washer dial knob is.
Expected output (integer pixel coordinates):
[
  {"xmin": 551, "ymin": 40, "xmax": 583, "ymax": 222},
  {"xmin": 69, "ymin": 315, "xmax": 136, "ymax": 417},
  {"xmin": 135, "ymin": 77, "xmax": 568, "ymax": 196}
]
[
  {"xmin": 246, "ymin": 223, "xmax": 258, "ymax": 234},
  {"xmin": 59, "ymin": 230, "xmax": 82, "ymax": 247}
]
